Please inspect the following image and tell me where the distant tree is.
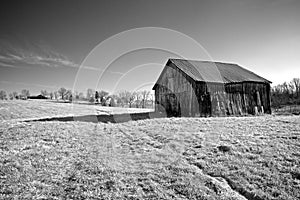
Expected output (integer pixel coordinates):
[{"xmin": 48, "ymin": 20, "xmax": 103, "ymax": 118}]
[
  {"xmin": 128, "ymin": 92, "xmax": 136, "ymax": 108},
  {"xmin": 135, "ymin": 92, "xmax": 141, "ymax": 108},
  {"xmin": 149, "ymin": 93, "xmax": 154, "ymax": 108},
  {"xmin": 49, "ymin": 92, "xmax": 54, "ymax": 100},
  {"xmin": 9, "ymin": 93, "xmax": 14, "ymax": 100},
  {"xmin": 116, "ymin": 96, "xmax": 123, "ymax": 106},
  {"xmin": 272, "ymin": 84, "xmax": 287, "ymax": 106},
  {"xmin": 95, "ymin": 91, "xmax": 99, "ymax": 103},
  {"xmin": 74, "ymin": 91, "xmax": 84, "ymax": 101},
  {"xmin": 282, "ymin": 82, "xmax": 289, "ymax": 95},
  {"xmin": 140, "ymin": 90, "xmax": 150, "ymax": 108},
  {"xmin": 74, "ymin": 91, "xmax": 79, "ymax": 100},
  {"xmin": 99, "ymin": 90, "xmax": 109, "ymax": 105},
  {"xmin": 271, "ymin": 77, "xmax": 300, "ymax": 108},
  {"xmin": 54, "ymin": 91, "xmax": 58, "ymax": 100},
  {"xmin": 89, "ymin": 96, "xmax": 95, "ymax": 103},
  {"xmin": 110, "ymin": 94, "xmax": 120, "ymax": 107},
  {"xmin": 78, "ymin": 92, "xmax": 84, "ymax": 100},
  {"xmin": 58, "ymin": 87, "xmax": 67, "ymax": 100},
  {"xmin": 86, "ymin": 88, "xmax": 95, "ymax": 102},
  {"xmin": 65, "ymin": 90, "xmax": 72, "ymax": 102},
  {"xmin": 288, "ymin": 81, "xmax": 295, "ymax": 99},
  {"xmin": 117, "ymin": 91, "xmax": 132, "ymax": 107},
  {"xmin": 292, "ymin": 78, "xmax": 300, "ymax": 98},
  {"xmin": 40, "ymin": 90, "xmax": 48, "ymax": 97},
  {"xmin": 108, "ymin": 96, "xmax": 117, "ymax": 107},
  {"xmin": 0, "ymin": 90, "xmax": 7, "ymax": 100},
  {"xmin": 21, "ymin": 89, "xmax": 30, "ymax": 99},
  {"xmin": 12, "ymin": 91, "xmax": 18, "ymax": 99}
]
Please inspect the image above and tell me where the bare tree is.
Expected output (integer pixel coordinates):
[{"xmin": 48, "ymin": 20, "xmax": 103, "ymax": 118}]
[
  {"xmin": 9, "ymin": 93, "xmax": 14, "ymax": 100},
  {"xmin": 40, "ymin": 90, "xmax": 48, "ymax": 97},
  {"xmin": 271, "ymin": 77, "xmax": 300, "ymax": 109},
  {"xmin": 8, "ymin": 92, "xmax": 18, "ymax": 100},
  {"xmin": 99, "ymin": 90, "xmax": 109, "ymax": 105},
  {"xmin": 86, "ymin": 88, "xmax": 95, "ymax": 102},
  {"xmin": 49, "ymin": 92, "xmax": 54, "ymax": 99},
  {"xmin": 288, "ymin": 81, "xmax": 295, "ymax": 96},
  {"xmin": 66, "ymin": 90, "xmax": 72, "ymax": 101},
  {"xmin": 282, "ymin": 82, "xmax": 289, "ymax": 95},
  {"xmin": 78, "ymin": 92, "xmax": 84, "ymax": 100},
  {"xmin": 114, "ymin": 90, "xmax": 152, "ymax": 108},
  {"xmin": 135, "ymin": 92, "xmax": 141, "ymax": 108},
  {"xmin": 58, "ymin": 87, "xmax": 67, "ymax": 100},
  {"xmin": 149, "ymin": 93, "xmax": 155, "ymax": 108},
  {"xmin": 117, "ymin": 91, "xmax": 131, "ymax": 107},
  {"xmin": 21, "ymin": 89, "xmax": 30, "ymax": 99},
  {"xmin": 74, "ymin": 91, "xmax": 84, "ymax": 101},
  {"xmin": 12, "ymin": 91, "xmax": 18, "ymax": 99},
  {"xmin": 74, "ymin": 91, "xmax": 79, "ymax": 100},
  {"xmin": 129, "ymin": 92, "xmax": 136, "ymax": 108},
  {"xmin": 108, "ymin": 95, "xmax": 117, "ymax": 107},
  {"xmin": 110, "ymin": 94, "xmax": 120, "ymax": 107},
  {"xmin": 0, "ymin": 90, "xmax": 7, "ymax": 100},
  {"xmin": 54, "ymin": 91, "xmax": 58, "ymax": 100},
  {"xmin": 292, "ymin": 78, "xmax": 300, "ymax": 98},
  {"xmin": 140, "ymin": 90, "xmax": 150, "ymax": 108}
]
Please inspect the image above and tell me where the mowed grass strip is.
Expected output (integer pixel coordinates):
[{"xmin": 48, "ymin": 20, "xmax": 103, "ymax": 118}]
[
  {"xmin": 0, "ymin": 100, "xmax": 153, "ymax": 121},
  {"xmin": 0, "ymin": 115, "xmax": 299, "ymax": 199}
]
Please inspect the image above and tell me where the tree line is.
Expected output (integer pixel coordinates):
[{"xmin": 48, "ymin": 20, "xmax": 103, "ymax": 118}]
[
  {"xmin": 1, "ymin": 77, "xmax": 299, "ymax": 110},
  {"xmin": 0, "ymin": 87, "xmax": 154, "ymax": 108},
  {"xmin": 0, "ymin": 89, "xmax": 30, "ymax": 100},
  {"xmin": 271, "ymin": 78, "xmax": 300, "ymax": 108}
]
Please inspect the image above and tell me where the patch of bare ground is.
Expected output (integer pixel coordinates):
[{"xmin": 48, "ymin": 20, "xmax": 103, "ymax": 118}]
[{"xmin": 1, "ymin": 115, "xmax": 299, "ymax": 199}]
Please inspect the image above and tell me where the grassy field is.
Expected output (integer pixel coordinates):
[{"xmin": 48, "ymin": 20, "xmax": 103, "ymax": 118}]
[{"xmin": 0, "ymin": 100, "xmax": 299, "ymax": 199}]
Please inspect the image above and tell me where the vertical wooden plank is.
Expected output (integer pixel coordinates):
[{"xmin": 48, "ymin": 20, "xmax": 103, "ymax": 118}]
[{"xmin": 189, "ymin": 83, "xmax": 193, "ymax": 116}]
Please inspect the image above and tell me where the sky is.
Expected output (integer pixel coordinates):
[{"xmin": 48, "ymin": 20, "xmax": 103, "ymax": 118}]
[{"xmin": 0, "ymin": 0, "xmax": 299, "ymax": 95}]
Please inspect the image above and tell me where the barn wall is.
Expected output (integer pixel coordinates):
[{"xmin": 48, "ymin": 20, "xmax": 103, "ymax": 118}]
[
  {"xmin": 154, "ymin": 63, "xmax": 271, "ymax": 117},
  {"xmin": 201, "ymin": 82, "xmax": 271, "ymax": 116},
  {"xmin": 154, "ymin": 63, "xmax": 197, "ymax": 117}
]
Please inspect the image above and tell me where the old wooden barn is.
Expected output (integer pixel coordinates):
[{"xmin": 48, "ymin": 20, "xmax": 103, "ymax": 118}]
[{"xmin": 152, "ymin": 59, "xmax": 272, "ymax": 117}]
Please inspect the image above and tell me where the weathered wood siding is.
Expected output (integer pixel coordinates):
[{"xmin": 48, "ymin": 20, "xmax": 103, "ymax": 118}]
[
  {"xmin": 204, "ymin": 82, "xmax": 271, "ymax": 116},
  {"xmin": 154, "ymin": 63, "xmax": 198, "ymax": 117},
  {"xmin": 154, "ymin": 63, "xmax": 271, "ymax": 117}
]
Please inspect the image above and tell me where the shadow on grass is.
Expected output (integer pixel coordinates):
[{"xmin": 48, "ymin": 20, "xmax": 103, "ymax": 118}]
[{"xmin": 24, "ymin": 112, "xmax": 166, "ymax": 124}]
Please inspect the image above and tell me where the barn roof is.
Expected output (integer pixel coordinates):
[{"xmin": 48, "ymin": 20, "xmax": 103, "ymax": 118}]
[{"xmin": 154, "ymin": 59, "xmax": 271, "ymax": 88}]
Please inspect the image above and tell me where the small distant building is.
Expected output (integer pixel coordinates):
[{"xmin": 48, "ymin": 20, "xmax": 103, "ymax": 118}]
[
  {"xmin": 152, "ymin": 59, "xmax": 272, "ymax": 117},
  {"xmin": 28, "ymin": 94, "xmax": 48, "ymax": 100}
]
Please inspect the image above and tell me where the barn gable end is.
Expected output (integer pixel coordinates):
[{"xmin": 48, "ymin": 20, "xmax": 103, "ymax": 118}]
[{"xmin": 153, "ymin": 59, "xmax": 272, "ymax": 117}]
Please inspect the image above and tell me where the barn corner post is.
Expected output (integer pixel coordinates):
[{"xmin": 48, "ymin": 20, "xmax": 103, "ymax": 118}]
[{"xmin": 266, "ymin": 83, "xmax": 272, "ymax": 114}]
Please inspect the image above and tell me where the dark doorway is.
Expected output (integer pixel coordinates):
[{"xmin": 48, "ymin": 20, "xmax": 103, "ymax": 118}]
[{"xmin": 166, "ymin": 93, "xmax": 180, "ymax": 117}]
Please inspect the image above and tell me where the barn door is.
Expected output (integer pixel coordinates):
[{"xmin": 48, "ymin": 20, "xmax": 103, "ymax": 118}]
[
  {"xmin": 166, "ymin": 93, "xmax": 180, "ymax": 117},
  {"xmin": 199, "ymin": 94, "xmax": 211, "ymax": 117},
  {"xmin": 178, "ymin": 91, "xmax": 189, "ymax": 116}
]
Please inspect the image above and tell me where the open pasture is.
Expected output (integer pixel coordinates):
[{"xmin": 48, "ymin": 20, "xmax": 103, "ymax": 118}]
[{"xmin": 0, "ymin": 100, "xmax": 299, "ymax": 199}]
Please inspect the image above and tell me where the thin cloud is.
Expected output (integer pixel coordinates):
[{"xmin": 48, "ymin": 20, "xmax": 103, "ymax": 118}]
[
  {"xmin": 0, "ymin": 39, "xmax": 79, "ymax": 69},
  {"xmin": 0, "ymin": 80, "xmax": 58, "ymax": 89},
  {"xmin": 0, "ymin": 39, "xmax": 125, "ymax": 75},
  {"xmin": 80, "ymin": 64, "xmax": 124, "ymax": 75},
  {"xmin": 0, "ymin": 55, "xmax": 18, "ymax": 63},
  {"xmin": 0, "ymin": 61, "xmax": 20, "ymax": 68}
]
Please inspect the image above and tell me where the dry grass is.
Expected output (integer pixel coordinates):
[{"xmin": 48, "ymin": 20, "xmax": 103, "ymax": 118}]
[{"xmin": 1, "ymin": 112, "xmax": 300, "ymax": 199}]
